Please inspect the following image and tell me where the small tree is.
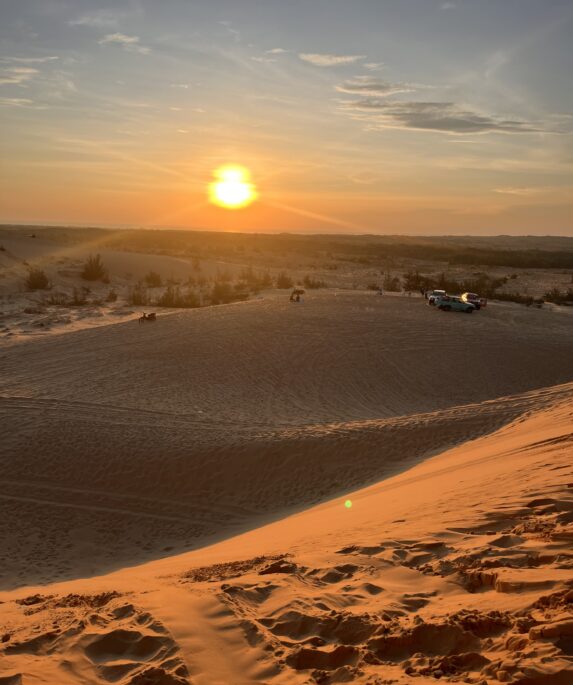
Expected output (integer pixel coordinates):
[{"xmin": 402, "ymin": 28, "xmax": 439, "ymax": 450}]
[
  {"xmin": 82, "ymin": 254, "xmax": 107, "ymax": 282},
  {"xmin": 156, "ymin": 285, "xmax": 200, "ymax": 308},
  {"xmin": 303, "ymin": 275, "xmax": 327, "ymax": 289},
  {"xmin": 382, "ymin": 271, "xmax": 401, "ymax": 292},
  {"xmin": 26, "ymin": 268, "xmax": 50, "ymax": 290},
  {"xmin": 128, "ymin": 282, "xmax": 149, "ymax": 306},
  {"xmin": 276, "ymin": 272, "xmax": 294, "ymax": 289},
  {"xmin": 144, "ymin": 271, "xmax": 162, "ymax": 287}
]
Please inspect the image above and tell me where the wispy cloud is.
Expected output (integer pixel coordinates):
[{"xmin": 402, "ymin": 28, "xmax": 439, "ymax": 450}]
[
  {"xmin": 339, "ymin": 100, "xmax": 541, "ymax": 134},
  {"xmin": 98, "ymin": 34, "xmax": 150, "ymax": 55},
  {"xmin": 494, "ymin": 187, "xmax": 546, "ymax": 196},
  {"xmin": 251, "ymin": 56, "xmax": 276, "ymax": 64},
  {"xmin": 0, "ymin": 97, "xmax": 38, "ymax": 107},
  {"xmin": 299, "ymin": 53, "xmax": 365, "ymax": 67},
  {"xmin": 0, "ymin": 66, "xmax": 39, "ymax": 86},
  {"xmin": 69, "ymin": 11, "xmax": 122, "ymax": 29},
  {"xmin": 364, "ymin": 62, "xmax": 384, "ymax": 71},
  {"xmin": 3, "ymin": 56, "xmax": 58, "ymax": 64},
  {"xmin": 267, "ymin": 48, "xmax": 287, "ymax": 54},
  {"xmin": 336, "ymin": 77, "xmax": 415, "ymax": 97}
]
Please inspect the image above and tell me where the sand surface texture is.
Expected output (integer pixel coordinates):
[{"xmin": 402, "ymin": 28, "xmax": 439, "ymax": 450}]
[
  {"xmin": 1, "ymin": 288, "xmax": 572, "ymax": 684},
  {"xmin": 0, "ymin": 381, "xmax": 571, "ymax": 684},
  {"xmin": 1, "ymin": 293, "xmax": 572, "ymax": 586}
]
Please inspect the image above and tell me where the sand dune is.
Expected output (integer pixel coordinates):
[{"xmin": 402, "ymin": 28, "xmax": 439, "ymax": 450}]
[
  {"xmin": 1, "ymin": 293, "xmax": 573, "ymax": 588},
  {"xmin": 1, "ymin": 381, "xmax": 571, "ymax": 684}
]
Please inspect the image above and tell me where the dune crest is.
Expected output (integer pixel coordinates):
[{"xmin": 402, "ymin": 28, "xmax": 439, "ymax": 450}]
[{"xmin": 1, "ymin": 385, "xmax": 572, "ymax": 684}]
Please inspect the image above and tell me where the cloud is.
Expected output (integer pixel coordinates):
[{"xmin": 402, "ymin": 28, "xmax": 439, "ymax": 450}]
[
  {"xmin": 494, "ymin": 187, "xmax": 545, "ymax": 196},
  {"xmin": 251, "ymin": 56, "xmax": 276, "ymax": 64},
  {"xmin": 339, "ymin": 99, "xmax": 540, "ymax": 134},
  {"xmin": 3, "ymin": 56, "xmax": 58, "ymax": 64},
  {"xmin": 267, "ymin": 48, "xmax": 287, "ymax": 54},
  {"xmin": 98, "ymin": 33, "xmax": 150, "ymax": 55},
  {"xmin": 69, "ymin": 11, "xmax": 122, "ymax": 28},
  {"xmin": 441, "ymin": 2, "xmax": 456, "ymax": 9},
  {"xmin": 0, "ymin": 66, "xmax": 39, "ymax": 86},
  {"xmin": 0, "ymin": 97, "xmax": 37, "ymax": 107},
  {"xmin": 364, "ymin": 62, "xmax": 384, "ymax": 71},
  {"xmin": 336, "ymin": 77, "xmax": 415, "ymax": 97},
  {"xmin": 299, "ymin": 53, "xmax": 365, "ymax": 67}
]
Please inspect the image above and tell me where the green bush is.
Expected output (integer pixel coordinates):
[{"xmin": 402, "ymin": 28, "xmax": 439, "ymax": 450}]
[
  {"xmin": 211, "ymin": 282, "xmax": 248, "ymax": 305},
  {"xmin": 543, "ymin": 287, "xmax": 573, "ymax": 304},
  {"xmin": 25, "ymin": 268, "xmax": 50, "ymax": 290},
  {"xmin": 82, "ymin": 254, "xmax": 108, "ymax": 282},
  {"xmin": 382, "ymin": 272, "xmax": 401, "ymax": 292},
  {"xmin": 128, "ymin": 282, "xmax": 149, "ymax": 306},
  {"xmin": 70, "ymin": 288, "xmax": 88, "ymax": 305},
  {"xmin": 156, "ymin": 285, "xmax": 200, "ymax": 308},
  {"xmin": 303, "ymin": 275, "xmax": 327, "ymax": 289},
  {"xmin": 276, "ymin": 272, "xmax": 294, "ymax": 289},
  {"xmin": 46, "ymin": 292, "xmax": 68, "ymax": 305},
  {"xmin": 144, "ymin": 271, "xmax": 162, "ymax": 287}
]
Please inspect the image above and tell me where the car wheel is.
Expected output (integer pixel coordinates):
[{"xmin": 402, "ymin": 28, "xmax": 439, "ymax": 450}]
[
  {"xmin": 443, "ymin": 305, "xmax": 451, "ymax": 311},
  {"xmin": 466, "ymin": 308, "xmax": 473, "ymax": 313}
]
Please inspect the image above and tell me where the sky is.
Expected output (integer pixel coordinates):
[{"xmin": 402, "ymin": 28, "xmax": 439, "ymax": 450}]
[{"xmin": 1, "ymin": 0, "xmax": 572, "ymax": 235}]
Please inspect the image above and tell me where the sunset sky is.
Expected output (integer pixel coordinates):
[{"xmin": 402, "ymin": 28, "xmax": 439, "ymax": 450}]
[{"xmin": 1, "ymin": 0, "xmax": 572, "ymax": 234}]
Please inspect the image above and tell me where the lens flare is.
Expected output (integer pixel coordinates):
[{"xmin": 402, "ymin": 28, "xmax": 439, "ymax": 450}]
[
  {"xmin": 209, "ymin": 165, "xmax": 257, "ymax": 209},
  {"xmin": 344, "ymin": 499, "xmax": 353, "ymax": 509}
]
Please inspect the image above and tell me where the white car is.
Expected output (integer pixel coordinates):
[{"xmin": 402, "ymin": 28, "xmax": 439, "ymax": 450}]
[{"xmin": 426, "ymin": 289, "xmax": 446, "ymax": 305}]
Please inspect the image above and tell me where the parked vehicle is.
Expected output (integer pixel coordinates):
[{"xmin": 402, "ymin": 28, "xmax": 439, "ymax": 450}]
[
  {"xmin": 426, "ymin": 289, "xmax": 446, "ymax": 305},
  {"xmin": 434, "ymin": 295, "xmax": 475, "ymax": 313},
  {"xmin": 461, "ymin": 292, "xmax": 487, "ymax": 310}
]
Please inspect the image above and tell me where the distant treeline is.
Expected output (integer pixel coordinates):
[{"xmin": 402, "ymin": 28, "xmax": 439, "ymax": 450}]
[{"xmin": 4, "ymin": 226, "xmax": 573, "ymax": 270}]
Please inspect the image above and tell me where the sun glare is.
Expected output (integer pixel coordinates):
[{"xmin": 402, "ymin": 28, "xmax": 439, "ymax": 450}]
[{"xmin": 209, "ymin": 165, "xmax": 257, "ymax": 209}]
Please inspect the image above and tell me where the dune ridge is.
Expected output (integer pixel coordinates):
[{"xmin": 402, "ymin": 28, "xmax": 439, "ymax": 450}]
[
  {"xmin": 1, "ymin": 383, "xmax": 571, "ymax": 684},
  {"xmin": 1, "ymin": 293, "xmax": 572, "ymax": 587}
]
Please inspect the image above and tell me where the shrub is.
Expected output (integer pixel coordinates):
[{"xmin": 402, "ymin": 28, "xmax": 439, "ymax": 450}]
[
  {"xmin": 239, "ymin": 267, "xmax": 273, "ymax": 292},
  {"xmin": 276, "ymin": 272, "xmax": 294, "ymax": 289},
  {"xmin": 543, "ymin": 287, "xmax": 573, "ymax": 304},
  {"xmin": 144, "ymin": 271, "xmax": 162, "ymax": 287},
  {"xmin": 382, "ymin": 272, "xmax": 401, "ymax": 292},
  {"xmin": 128, "ymin": 282, "xmax": 149, "ymax": 306},
  {"xmin": 46, "ymin": 292, "xmax": 68, "ymax": 305},
  {"xmin": 303, "ymin": 275, "xmax": 327, "ymax": 289},
  {"xmin": 211, "ymin": 282, "xmax": 248, "ymax": 305},
  {"xmin": 81, "ymin": 254, "xmax": 108, "ymax": 281},
  {"xmin": 216, "ymin": 269, "xmax": 232, "ymax": 283},
  {"xmin": 156, "ymin": 285, "xmax": 200, "ymax": 308},
  {"xmin": 105, "ymin": 289, "xmax": 118, "ymax": 302},
  {"xmin": 70, "ymin": 287, "xmax": 88, "ymax": 305},
  {"xmin": 25, "ymin": 268, "xmax": 50, "ymax": 290}
]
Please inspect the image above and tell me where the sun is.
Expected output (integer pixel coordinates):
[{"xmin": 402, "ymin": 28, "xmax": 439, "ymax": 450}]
[{"xmin": 209, "ymin": 165, "xmax": 257, "ymax": 209}]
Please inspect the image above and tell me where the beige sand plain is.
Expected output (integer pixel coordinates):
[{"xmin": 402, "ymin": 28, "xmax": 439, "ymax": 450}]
[{"xmin": 0, "ymin": 250, "xmax": 572, "ymax": 684}]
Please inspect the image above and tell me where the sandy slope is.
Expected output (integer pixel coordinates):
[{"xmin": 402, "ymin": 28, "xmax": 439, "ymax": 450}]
[
  {"xmin": 1, "ymin": 293, "xmax": 572, "ymax": 586},
  {"xmin": 0, "ymin": 233, "xmax": 245, "ymax": 342},
  {"xmin": 0, "ymin": 384, "xmax": 571, "ymax": 685}
]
